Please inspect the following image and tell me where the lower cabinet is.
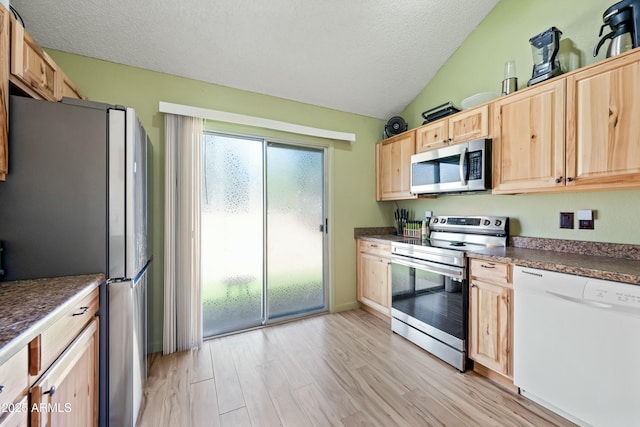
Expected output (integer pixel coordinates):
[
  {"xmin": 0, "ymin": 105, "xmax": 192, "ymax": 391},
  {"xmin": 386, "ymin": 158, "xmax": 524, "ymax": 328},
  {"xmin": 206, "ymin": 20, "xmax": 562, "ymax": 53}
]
[
  {"xmin": 0, "ymin": 397, "xmax": 28, "ymax": 427},
  {"xmin": 357, "ymin": 239, "xmax": 391, "ymax": 317},
  {"xmin": 30, "ymin": 319, "xmax": 98, "ymax": 427},
  {"xmin": 468, "ymin": 259, "xmax": 514, "ymax": 387},
  {"xmin": 0, "ymin": 287, "xmax": 99, "ymax": 427},
  {"xmin": 0, "ymin": 348, "xmax": 27, "ymax": 427}
]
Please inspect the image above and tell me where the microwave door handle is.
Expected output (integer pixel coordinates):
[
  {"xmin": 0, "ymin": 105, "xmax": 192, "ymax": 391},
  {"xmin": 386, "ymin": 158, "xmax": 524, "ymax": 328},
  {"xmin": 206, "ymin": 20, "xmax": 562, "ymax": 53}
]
[{"xmin": 459, "ymin": 146, "xmax": 468, "ymax": 186}]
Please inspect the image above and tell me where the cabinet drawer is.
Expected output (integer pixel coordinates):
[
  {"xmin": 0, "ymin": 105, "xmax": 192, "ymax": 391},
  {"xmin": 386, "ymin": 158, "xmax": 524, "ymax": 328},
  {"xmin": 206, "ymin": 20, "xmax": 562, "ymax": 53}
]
[
  {"xmin": 0, "ymin": 348, "xmax": 27, "ymax": 411},
  {"xmin": 358, "ymin": 240, "xmax": 391, "ymax": 258},
  {"xmin": 0, "ymin": 396, "xmax": 28, "ymax": 427},
  {"xmin": 470, "ymin": 259, "xmax": 510, "ymax": 284},
  {"xmin": 29, "ymin": 289, "xmax": 98, "ymax": 381}
]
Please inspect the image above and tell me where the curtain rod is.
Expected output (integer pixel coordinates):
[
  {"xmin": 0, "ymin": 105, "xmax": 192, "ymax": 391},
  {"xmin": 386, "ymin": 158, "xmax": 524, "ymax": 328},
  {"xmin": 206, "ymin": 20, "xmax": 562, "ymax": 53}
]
[{"xmin": 159, "ymin": 101, "xmax": 356, "ymax": 144}]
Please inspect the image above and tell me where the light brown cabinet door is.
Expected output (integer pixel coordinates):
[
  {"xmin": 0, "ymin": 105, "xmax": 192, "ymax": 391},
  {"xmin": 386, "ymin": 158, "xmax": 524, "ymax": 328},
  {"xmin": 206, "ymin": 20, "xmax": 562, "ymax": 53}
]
[
  {"xmin": 416, "ymin": 120, "xmax": 449, "ymax": 153},
  {"xmin": 0, "ymin": 4, "xmax": 9, "ymax": 180},
  {"xmin": 376, "ymin": 131, "xmax": 417, "ymax": 200},
  {"xmin": 449, "ymin": 104, "xmax": 489, "ymax": 144},
  {"xmin": 357, "ymin": 250, "xmax": 390, "ymax": 315},
  {"xmin": 469, "ymin": 279, "xmax": 511, "ymax": 377},
  {"xmin": 30, "ymin": 319, "xmax": 98, "ymax": 427},
  {"xmin": 492, "ymin": 80, "xmax": 565, "ymax": 194},
  {"xmin": 566, "ymin": 54, "xmax": 640, "ymax": 189},
  {"xmin": 55, "ymin": 68, "xmax": 87, "ymax": 101},
  {"xmin": 10, "ymin": 17, "xmax": 57, "ymax": 101}
]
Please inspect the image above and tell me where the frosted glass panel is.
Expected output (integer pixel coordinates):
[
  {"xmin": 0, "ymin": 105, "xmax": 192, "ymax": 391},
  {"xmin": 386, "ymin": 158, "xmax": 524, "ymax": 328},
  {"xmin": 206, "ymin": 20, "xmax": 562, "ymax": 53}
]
[
  {"xmin": 267, "ymin": 143, "xmax": 324, "ymax": 319},
  {"xmin": 201, "ymin": 134, "xmax": 264, "ymax": 337}
]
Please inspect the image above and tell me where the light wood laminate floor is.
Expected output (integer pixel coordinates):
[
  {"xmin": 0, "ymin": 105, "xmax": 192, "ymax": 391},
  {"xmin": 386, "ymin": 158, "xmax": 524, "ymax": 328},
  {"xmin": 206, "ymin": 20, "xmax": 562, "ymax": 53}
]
[{"xmin": 137, "ymin": 309, "xmax": 574, "ymax": 426}]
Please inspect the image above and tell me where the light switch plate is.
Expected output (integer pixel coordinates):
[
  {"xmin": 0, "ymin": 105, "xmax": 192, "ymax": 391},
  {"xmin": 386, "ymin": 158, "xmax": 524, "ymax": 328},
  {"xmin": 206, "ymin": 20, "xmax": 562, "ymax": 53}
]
[
  {"xmin": 560, "ymin": 212, "xmax": 574, "ymax": 229},
  {"xmin": 577, "ymin": 209, "xmax": 593, "ymax": 221}
]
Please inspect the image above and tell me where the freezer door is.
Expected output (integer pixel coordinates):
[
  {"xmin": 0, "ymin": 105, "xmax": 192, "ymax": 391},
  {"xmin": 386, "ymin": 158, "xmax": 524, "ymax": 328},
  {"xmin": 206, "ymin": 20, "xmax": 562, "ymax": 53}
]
[
  {"xmin": 108, "ymin": 264, "xmax": 148, "ymax": 427},
  {"xmin": 0, "ymin": 96, "xmax": 108, "ymax": 281},
  {"xmin": 125, "ymin": 108, "xmax": 149, "ymax": 278}
]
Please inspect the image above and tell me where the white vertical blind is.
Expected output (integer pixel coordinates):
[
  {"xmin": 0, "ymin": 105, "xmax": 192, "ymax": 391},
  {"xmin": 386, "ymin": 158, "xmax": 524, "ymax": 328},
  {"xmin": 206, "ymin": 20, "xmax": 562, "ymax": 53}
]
[{"xmin": 163, "ymin": 114, "xmax": 204, "ymax": 354}]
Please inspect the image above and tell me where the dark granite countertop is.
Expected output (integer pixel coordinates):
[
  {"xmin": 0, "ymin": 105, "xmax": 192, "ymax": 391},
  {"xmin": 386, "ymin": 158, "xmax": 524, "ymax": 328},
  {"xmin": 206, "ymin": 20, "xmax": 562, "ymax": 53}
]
[
  {"xmin": 0, "ymin": 274, "xmax": 104, "ymax": 365},
  {"xmin": 356, "ymin": 233, "xmax": 640, "ymax": 286},
  {"xmin": 467, "ymin": 247, "xmax": 640, "ymax": 285}
]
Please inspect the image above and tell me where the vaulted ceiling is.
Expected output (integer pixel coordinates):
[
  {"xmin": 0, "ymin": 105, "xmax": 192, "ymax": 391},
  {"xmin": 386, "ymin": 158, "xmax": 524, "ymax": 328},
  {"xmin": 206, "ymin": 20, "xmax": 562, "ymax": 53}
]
[{"xmin": 10, "ymin": 0, "xmax": 499, "ymax": 119}]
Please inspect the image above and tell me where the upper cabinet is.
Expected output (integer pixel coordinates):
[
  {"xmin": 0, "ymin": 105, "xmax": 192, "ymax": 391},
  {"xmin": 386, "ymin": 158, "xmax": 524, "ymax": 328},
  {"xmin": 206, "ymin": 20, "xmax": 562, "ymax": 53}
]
[
  {"xmin": 0, "ymin": 8, "xmax": 87, "ymax": 181},
  {"xmin": 493, "ymin": 49, "xmax": 640, "ymax": 195},
  {"xmin": 56, "ymin": 67, "xmax": 86, "ymax": 101},
  {"xmin": 0, "ymin": 5, "xmax": 9, "ymax": 181},
  {"xmin": 416, "ymin": 104, "xmax": 490, "ymax": 153},
  {"xmin": 10, "ymin": 16, "xmax": 58, "ymax": 101},
  {"xmin": 492, "ymin": 80, "xmax": 566, "ymax": 194},
  {"xmin": 566, "ymin": 53, "xmax": 640, "ymax": 190},
  {"xmin": 376, "ymin": 131, "xmax": 417, "ymax": 201}
]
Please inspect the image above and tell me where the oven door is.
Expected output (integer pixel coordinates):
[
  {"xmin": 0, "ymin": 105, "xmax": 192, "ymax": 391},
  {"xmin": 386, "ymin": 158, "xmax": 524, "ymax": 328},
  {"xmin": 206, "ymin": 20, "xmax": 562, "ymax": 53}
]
[
  {"xmin": 390, "ymin": 255, "xmax": 467, "ymax": 351},
  {"xmin": 410, "ymin": 139, "xmax": 490, "ymax": 194}
]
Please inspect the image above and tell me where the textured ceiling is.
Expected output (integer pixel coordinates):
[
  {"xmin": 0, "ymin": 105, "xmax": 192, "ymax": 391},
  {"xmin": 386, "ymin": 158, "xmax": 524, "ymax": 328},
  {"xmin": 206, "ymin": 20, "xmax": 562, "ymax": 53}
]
[{"xmin": 10, "ymin": 0, "xmax": 499, "ymax": 120}]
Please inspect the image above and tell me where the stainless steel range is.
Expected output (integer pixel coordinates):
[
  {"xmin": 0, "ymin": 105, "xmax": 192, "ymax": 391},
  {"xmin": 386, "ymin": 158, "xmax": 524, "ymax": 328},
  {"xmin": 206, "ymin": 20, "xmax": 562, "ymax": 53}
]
[{"xmin": 390, "ymin": 215, "xmax": 508, "ymax": 371}]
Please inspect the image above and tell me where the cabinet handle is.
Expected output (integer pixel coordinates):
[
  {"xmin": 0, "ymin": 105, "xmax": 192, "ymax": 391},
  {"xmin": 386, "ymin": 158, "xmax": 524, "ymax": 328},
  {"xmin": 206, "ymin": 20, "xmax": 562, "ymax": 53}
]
[
  {"xmin": 72, "ymin": 306, "xmax": 89, "ymax": 316},
  {"xmin": 471, "ymin": 284, "xmax": 477, "ymax": 288},
  {"xmin": 43, "ymin": 386, "xmax": 56, "ymax": 396},
  {"xmin": 0, "ymin": 385, "xmax": 4, "ymax": 393},
  {"xmin": 567, "ymin": 177, "xmax": 574, "ymax": 182},
  {"xmin": 370, "ymin": 244, "xmax": 378, "ymax": 248},
  {"xmin": 555, "ymin": 177, "xmax": 563, "ymax": 184},
  {"xmin": 480, "ymin": 264, "xmax": 495, "ymax": 269}
]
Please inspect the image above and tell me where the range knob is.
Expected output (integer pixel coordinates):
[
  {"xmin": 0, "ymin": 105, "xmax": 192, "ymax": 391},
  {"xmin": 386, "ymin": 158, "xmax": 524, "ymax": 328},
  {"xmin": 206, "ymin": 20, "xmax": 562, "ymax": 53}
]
[
  {"xmin": 432, "ymin": 218, "xmax": 439, "ymax": 224},
  {"xmin": 495, "ymin": 219, "xmax": 502, "ymax": 227},
  {"xmin": 440, "ymin": 218, "xmax": 446, "ymax": 224},
  {"xmin": 483, "ymin": 219, "xmax": 490, "ymax": 226}
]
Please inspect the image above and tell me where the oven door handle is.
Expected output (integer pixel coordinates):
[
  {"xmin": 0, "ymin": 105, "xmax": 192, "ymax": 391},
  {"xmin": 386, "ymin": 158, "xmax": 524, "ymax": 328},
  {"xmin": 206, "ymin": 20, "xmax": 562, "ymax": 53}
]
[{"xmin": 391, "ymin": 256, "xmax": 464, "ymax": 280}]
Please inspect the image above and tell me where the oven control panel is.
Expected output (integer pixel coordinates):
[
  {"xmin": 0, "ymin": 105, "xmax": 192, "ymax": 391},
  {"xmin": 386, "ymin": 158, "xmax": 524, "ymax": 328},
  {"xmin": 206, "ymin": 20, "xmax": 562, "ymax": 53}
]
[{"xmin": 430, "ymin": 215, "xmax": 508, "ymax": 236}]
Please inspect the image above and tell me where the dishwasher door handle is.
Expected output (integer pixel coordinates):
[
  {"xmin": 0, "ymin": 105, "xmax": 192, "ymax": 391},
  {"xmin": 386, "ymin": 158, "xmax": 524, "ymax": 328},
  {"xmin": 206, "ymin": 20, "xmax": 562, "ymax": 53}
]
[{"xmin": 546, "ymin": 291, "xmax": 613, "ymax": 309}]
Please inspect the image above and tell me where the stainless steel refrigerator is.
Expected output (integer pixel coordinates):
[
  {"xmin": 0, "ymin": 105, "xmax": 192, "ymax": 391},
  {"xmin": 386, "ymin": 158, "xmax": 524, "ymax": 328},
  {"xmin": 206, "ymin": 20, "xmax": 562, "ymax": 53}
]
[{"xmin": 0, "ymin": 95, "xmax": 151, "ymax": 427}]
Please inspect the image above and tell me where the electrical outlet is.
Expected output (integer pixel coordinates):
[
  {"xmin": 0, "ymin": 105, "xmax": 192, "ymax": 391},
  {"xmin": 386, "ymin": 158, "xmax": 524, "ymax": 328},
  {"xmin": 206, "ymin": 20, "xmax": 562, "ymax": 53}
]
[
  {"xmin": 560, "ymin": 212, "xmax": 574, "ymax": 229},
  {"xmin": 578, "ymin": 209, "xmax": 595, "ymax": 230}
]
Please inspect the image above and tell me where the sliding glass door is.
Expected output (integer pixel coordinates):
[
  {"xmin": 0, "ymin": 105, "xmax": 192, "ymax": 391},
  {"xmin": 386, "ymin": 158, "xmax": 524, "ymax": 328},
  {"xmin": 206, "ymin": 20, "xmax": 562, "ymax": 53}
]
[
  {"xmin": 201, "ymin": 133, "xmax": 326, "ymax": 337},
  {"xmin": 267, "ymin": 143, "xmax": 325, "ymax": 319}
]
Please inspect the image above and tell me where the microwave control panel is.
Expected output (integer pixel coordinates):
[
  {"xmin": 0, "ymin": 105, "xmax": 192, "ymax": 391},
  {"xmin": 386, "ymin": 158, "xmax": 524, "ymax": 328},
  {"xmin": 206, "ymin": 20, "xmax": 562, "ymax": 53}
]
[{"xmin": 468, "ymin": 151, "xmax": 483, "ymax": 179}]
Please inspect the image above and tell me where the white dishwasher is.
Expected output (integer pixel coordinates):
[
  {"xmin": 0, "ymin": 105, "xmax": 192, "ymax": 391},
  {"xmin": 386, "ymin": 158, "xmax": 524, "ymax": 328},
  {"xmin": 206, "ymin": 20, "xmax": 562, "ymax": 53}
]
[{"xmin": 513, "ymin": 266, "xmax": 640, "ymax": 427}]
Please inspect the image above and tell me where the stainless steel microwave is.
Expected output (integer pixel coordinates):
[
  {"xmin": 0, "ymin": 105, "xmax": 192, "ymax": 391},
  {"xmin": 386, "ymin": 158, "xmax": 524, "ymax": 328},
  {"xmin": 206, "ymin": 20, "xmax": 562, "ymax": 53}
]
[{"xmin": 410, "ymin": 139, "xmax": 491, "ymax": 195}]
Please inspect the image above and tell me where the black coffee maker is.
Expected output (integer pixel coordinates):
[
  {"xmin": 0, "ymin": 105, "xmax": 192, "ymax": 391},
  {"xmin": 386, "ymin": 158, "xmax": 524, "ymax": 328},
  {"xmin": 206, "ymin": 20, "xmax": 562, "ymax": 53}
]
[{"xmin": 594, "ymin": 0, "xmax": 640, "ymax": 57}]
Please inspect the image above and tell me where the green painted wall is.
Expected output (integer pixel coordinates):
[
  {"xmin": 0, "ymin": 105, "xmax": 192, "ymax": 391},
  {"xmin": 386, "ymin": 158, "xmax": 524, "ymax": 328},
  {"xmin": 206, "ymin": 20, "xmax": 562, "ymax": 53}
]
[
  {"xmin": 396, "ymin": 0, "xmax": 640, "ymax": 245},
  {"xmin": 47, "ymin": 50, "xmax": 387, "ymax": 353}
]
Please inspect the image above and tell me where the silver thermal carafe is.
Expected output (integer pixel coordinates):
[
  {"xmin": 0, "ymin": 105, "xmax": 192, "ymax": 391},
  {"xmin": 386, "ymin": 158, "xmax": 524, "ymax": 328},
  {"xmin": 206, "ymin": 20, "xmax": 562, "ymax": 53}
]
[{"xmin": 594, "ymin": 0, "xmax": 640, "ymax": 58}]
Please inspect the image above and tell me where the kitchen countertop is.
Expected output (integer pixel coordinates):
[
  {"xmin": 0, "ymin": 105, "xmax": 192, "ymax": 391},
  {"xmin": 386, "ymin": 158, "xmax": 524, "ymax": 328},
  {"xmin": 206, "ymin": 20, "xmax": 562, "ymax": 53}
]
[
  {"xmin": 0, "ymin": 274, "xmax": 104, "ymax": 365},
  {"xmin": 357, "ymin": 234, "xmax": 640, "ymax": 286}
]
